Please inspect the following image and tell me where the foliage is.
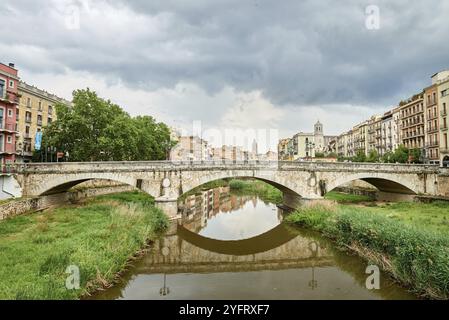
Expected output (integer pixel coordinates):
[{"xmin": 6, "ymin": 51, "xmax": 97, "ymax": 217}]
[
  {"xmin": 286, "ymin": 203, "xmax": 449, "ymax": 299},
  {"xmin": 42, "ymin": 88, "xmax": 174, "ymax": 161},
  {"xmin": 352, "ymin": 150, "xmax": 367, "ymax": 162},
  {"xmin": 366, "ymin": 149, "xmax": 379, "ymax": 163},
  {"xmin": 324, "ymin": 191, "xmax": 374, "ymax": 204},
  {"xmin": 229, "ymin": 179, "xmax": 283, "ymax": 204},
  {"xmin": 0, "ymin": 191, "xmax": 168, "ymax": 299},
  {"xmin": 314, "ymin": 152, "xmax": 325, "ymax": 158}
]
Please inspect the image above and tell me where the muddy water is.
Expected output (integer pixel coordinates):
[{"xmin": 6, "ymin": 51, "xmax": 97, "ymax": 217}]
[{"xmin": 90, "ymin": 187, "xmax": 416, "ymax": 300}]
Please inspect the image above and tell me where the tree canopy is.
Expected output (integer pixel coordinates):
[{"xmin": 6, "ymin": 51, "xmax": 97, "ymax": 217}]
[{"xmin": 42, "ymin": 88, "xmax": 174, "ymax": 161}]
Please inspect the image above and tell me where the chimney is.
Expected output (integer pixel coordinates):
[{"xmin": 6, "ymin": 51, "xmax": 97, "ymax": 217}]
[{"xmin": 8, "ymin": 63, "xmax": 15, "ymax": 68}]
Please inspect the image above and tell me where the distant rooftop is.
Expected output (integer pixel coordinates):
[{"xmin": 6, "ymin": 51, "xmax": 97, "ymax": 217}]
[{"xmin": 18, "ymin": 81, "xmax": 72, "ymax": 105}]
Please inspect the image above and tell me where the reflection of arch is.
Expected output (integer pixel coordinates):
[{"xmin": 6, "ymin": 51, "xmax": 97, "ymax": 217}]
[
  {"xmin": 326, "ymin": 173, "xmax": 416, "ymax": 195},
  {"xmin": 36, "ymin": 173, "xmax": 144, "ymax": 196},
  {"xmin": 177, "ymin": 223, "xmax": 298, "ymax": 256}
]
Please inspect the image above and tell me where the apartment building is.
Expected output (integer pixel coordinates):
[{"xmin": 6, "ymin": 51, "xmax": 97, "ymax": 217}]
[
  {"xmin": 424, "ymin": 83, "xmax": 440, "ymax": 164},
  {"xmin": 380, "ymin": 111, "xmax": 394, "ymax": 156},
  {"xmin": 17, "ymin": 81, "xmax": 71, "ymax": 162},
  {"xmin": 399, "ymin": 93, "xmax": 425, "ymax": 154},
  {"xmin": 353, "ymin": 121, "xmax": 369, "ymax": 156},
  {"xmin": 0, "ymin": 63, "xmax": 19, "ymax": 167},
  {"xmin": 169, "ymin": 136, "xmax": 211, "ymax": 161},
  {"xmin": 433, "ymin": 71, "xmax": 449, "ymax": 166}
]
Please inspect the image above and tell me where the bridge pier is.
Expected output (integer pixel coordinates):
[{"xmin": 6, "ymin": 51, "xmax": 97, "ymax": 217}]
[{"xmin": 155, "ymin": 197, "xmax": 180, "ymax": 220}]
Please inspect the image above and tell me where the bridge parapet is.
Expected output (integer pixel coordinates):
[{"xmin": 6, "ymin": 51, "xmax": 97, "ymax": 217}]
[{"xmin": 16, "ymin": 161, "xmax": 441, "ymax": 174}]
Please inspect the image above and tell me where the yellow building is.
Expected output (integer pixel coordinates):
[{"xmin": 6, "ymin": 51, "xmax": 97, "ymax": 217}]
[
  {"xmin": 432, "ymin": 71, "xmax": 449, "ymax": 166},
  {"xmin": 16, "ymin": 81, "xmax": 71, "ymax": 162}
]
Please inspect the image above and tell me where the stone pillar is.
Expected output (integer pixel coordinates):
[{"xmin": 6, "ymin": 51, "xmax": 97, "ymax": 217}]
[
  {"xmin": 283, "ymin": 191, "xmax": 330, "ymax": 211},
  {"xmin": 155, "ymin": 197, "xmax": 179, "ymax": 220}
]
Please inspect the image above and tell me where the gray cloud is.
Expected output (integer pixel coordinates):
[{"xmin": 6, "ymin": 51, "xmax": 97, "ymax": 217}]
[{"xmin": 1, "ymin": 0, "xmax": 449, "ymax": 110}]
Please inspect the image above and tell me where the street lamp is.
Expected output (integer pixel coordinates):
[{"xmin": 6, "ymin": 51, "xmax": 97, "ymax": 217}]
[
  {"xmin": 305, "ymin": 141, "xmax": 315, "ymax": 160},
  {"xmin": 159, "ymin": 274, "xmax": 170, "ymax": 296}
]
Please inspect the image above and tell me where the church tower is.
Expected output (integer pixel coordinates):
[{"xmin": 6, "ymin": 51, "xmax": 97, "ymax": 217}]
[
  {"xmin": 314, "ymin": 121, "xmax": 323, "ymax": 136},
  {"xmin": 314, "ymin": 121, "xmax": 324, "ymax": 152}
]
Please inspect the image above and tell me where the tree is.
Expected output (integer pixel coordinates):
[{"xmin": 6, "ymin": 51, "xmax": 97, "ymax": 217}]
[
  {"xmin": 409, "ymin": 148, "xmax": 422, "ymax": 164},
  {"xmin": 353, "ymin": 150, "xmax": 367, "ymax": 162},
  {"xmin": 315, "ymin": 152, "xmax": 325, "ymax": 158},
  {"xmin": 367, "ymin": 149, "xmax": 379, "ymax": 163},
  {"xmin": 42, "ymin": 88, "xmax": 173, "ymax": 161},
  {"xmin": 390, "ymin": 145, "xmax": 409, "ymax": 163}
]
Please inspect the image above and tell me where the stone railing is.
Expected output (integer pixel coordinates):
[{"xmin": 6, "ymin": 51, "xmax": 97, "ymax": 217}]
[{"xmin": 14, "ymin": 160, "xmax": 441, "ymax": 174}]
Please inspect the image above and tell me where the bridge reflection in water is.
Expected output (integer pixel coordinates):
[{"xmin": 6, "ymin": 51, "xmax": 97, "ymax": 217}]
[{"xmin": 89, "ymin": 187, "xmax": 416, "ymax": 300}]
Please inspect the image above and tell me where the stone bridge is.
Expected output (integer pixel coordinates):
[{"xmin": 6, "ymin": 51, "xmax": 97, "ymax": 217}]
[{"xmin": 9, "ymin": 161, "xmax": 449, "ymax": 218}]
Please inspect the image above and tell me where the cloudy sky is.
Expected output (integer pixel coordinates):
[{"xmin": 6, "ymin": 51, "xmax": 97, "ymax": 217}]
[{"xmin": 1, "ymin": 0, "xmax": 449, "ymax": 152}]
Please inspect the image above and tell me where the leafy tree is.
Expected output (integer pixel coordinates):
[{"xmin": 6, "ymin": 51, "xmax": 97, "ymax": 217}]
[
  {"xmin": 367, "ymin": 149, "xmax": 379, "ymax": 163},
  {"xmin": 409, "ymin": 148, "xmax": 422, "ymax": 164},
  {"xmin": 390, "ymin": 145, "xmax": 409, "ymax": 163},
  {"xmin": 42, "ymin": 88, "xmax": 173, "ymax": 161},
  {"xmin": 314, "ymin": 152, "xmax": 325, "ymax": 158},
  {"xmin": 381, "ymin": 151, "xmax": 394, "ymax": 163},
  {"xmin": 353, "ymin": 150, "xmax": 367, "ymax": 162}
]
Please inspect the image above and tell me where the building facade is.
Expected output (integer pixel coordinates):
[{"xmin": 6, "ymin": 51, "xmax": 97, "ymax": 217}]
[
  {"xmin": 169, "ymin": 136, "xmax": 211, "ymax": 161},
  {"xmin": 0, "ymin": 63, "xmax": 19, "ymax": 168},
  {"xmin": 16, "ymin": 81, "xmax": 71, "ymax": 162},
  {"xmin": 433, "ymin": 71, "xmax": 449, "ymax": 166},
  {"xmin": 278, "ymin": 121, "xmax": 335, "ymax": 160},
  {"xmin": 399, "ymin": 93, "xmax": 425, "ymax": 159},
  {"xmin": 424, "ymin": 83, "xmax": 440, "ymax": 164}
]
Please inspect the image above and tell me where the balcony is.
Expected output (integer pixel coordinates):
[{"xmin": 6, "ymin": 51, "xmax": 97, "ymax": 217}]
[
  {"xmin": 0, "ymin": 123, "xmax": 18, "ymax": 133},
  {"xmin": 0, "ymin": 93, "xmax": 19, "ymax": 105},
  {"xmin": 427, "ymin": 113, "xmax": 439, "ymax": 120},
  {"xmin": 37, "ymin": 120, "xmax": 43, "ymax": 126},
  {"xmin": 441, "ymin": 109, "xmax": 447, "ymax": 117},
  {"xmin": 427, "ymin": 126, "xmax": 439, "ymax": 134},
  {"xmin": 441, "ymin": 125, "xmax": 448, "ymax": 131},
  {"xmin": 25, "ymin": 117, "xmax": 32, "ymax": 123},
  {"xmin": 426, "ymin": 141, "xmax": 439, "ymax": 148},
  {"xmin": 441, "ymin": 148, "xmax": 449, "ymax": 154}
]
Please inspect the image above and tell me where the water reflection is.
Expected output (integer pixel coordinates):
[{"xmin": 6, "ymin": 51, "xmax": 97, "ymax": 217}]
[{"xmin": 89, "ymin": 187, "xmax": 416, "ymax": 300}]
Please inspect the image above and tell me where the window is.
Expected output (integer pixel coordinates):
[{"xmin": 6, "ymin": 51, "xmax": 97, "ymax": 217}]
[
  {"xmin": 442, "ymin": 89, "xmax": 448, "ymax": 97},
  {"xmin": 0, "ymin": 79, "xmax": 5, "ymax": 98},
  {"xmin": 9, "ymin": 80, "xmax": 14, "ymax": 88},
  {"xmin": 48, "ymin": 105, "xmax": 53, "ymax": 115},
  {"xmin": 37, "ymin": 115, "xmax": 42, "ymax": 126},
  {"xmin": 27, "ymin": 97, "xmax": 31, "ymax": 107},
  {"xmin": 7, "ymin": 136, "xmax": 12, "ymax": 144},
  {"xmin": 7, "ymin": 109, "xmax": 13, "ymax": 117},
  {"xmin": 0, "ymin": 134, "xmax": 3, "ymax": 151},
  {"xmin": 38, "ymin": 101, "xmax": 42, "ymax": 111}
]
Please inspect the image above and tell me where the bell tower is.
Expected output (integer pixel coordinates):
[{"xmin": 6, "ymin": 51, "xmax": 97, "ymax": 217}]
[{"xmin": 314, "ymin": 121, "xmax": 323, "ymax": 136}]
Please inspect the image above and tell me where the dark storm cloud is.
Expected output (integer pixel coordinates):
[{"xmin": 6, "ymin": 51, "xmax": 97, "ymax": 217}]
[{"xmin": 1, "ymin": 0, "xmax": 449, "ymax": 108}]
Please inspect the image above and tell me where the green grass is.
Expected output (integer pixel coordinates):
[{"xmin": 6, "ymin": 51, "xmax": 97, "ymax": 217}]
[
  {"xmin": 351, "ymin": 201, "xmax": 449, "ymax": 234},
  {"xmin": 0, "ymin": 191, "xmax": 168, "ymax": 300},
  {"xmin": 286, "ymin": 202, "xmax": 449, "ymax": 299},
  {"xmin": 325, "ymin": 191, "xmax": 374, "ymax": 204},
  {"xmin": 229, "ymin": 179, "xmax": 283, "ymax": 204}
]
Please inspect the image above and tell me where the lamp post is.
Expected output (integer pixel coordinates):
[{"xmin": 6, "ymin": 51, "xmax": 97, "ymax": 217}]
[
  {"xmin": 159, "ymin": 273, "xmax": 170, "ymax": 296},
  {"xmin": 305, "ymin": 141, "xmax": 315, "ymax": 161}
]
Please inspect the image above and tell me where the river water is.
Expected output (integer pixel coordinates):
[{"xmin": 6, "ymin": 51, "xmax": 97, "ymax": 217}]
[{"xmin": 90, "ymin": 186, "xmax": 416, "ymax": 300}]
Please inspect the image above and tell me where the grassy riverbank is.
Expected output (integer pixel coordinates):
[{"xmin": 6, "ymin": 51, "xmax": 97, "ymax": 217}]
[
  {"xmin": 286, "ymin": 196, "xmax": 449, "ymax": 299},
  {"xmin": 228, "ymin": 179, "xmax": 283, "ymax": 204},
  {"xmin": 0, "ymin": 191, "xmax": 168, "ymax": 300}
]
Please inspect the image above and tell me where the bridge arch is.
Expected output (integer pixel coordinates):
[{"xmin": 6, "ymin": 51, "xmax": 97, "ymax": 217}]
[
  {"xmin": 33, "ymin": 172, "xmax": 151, "ymax": 197},
  {"xmin": 180, "ymin": 171, "xmax": 307, "ymax": 200},
  {"xmin": 325, "ymin": 172, "xmax": 417, "ymax": 195}
]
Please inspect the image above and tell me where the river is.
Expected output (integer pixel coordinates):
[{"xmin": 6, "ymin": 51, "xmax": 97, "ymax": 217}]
[{"xmin": 89, "ymin": 186, "xmax": 416, "ymax": 300}]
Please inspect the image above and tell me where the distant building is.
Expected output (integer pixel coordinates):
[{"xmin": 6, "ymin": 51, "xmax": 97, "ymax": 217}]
[
  {"xmin": 432, "ymin": 70, "xmax": 449, "ymax": 166},
  {"xmin": 169, "ymin": 136, "xmax": 211, "ymax": 161},
  {"xmin": 278, "ymin": 121, "xmax": 335, "ymax": 160}
]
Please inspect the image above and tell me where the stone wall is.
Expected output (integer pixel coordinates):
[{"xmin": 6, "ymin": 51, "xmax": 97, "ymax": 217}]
[{"xmin": 0, "ymin": 184, "xmax": 134, "ymax": 221}]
